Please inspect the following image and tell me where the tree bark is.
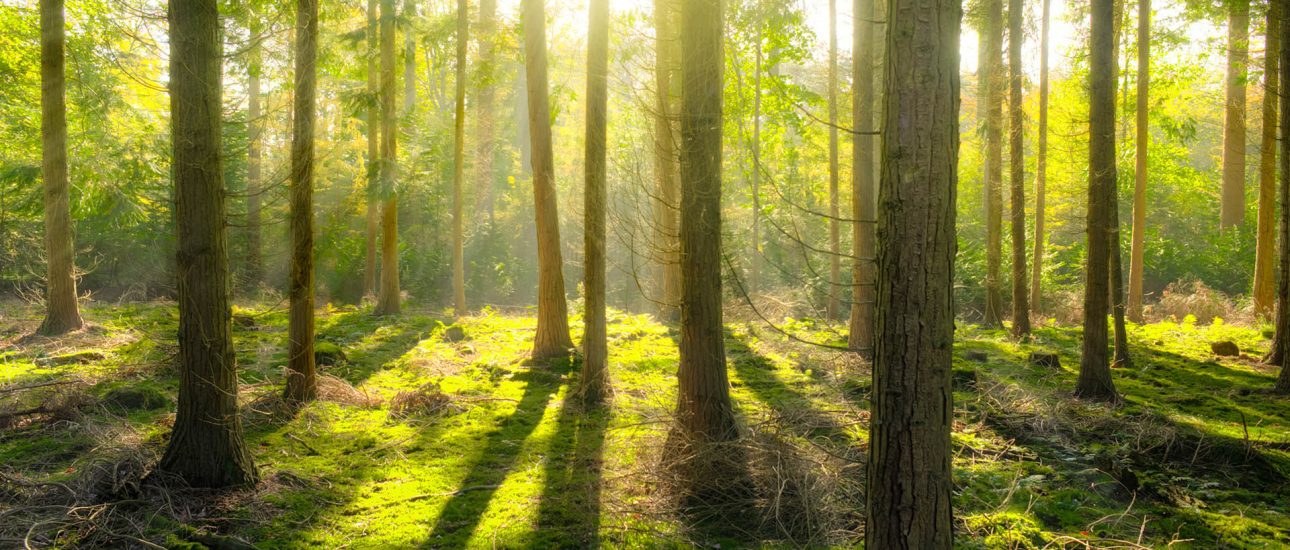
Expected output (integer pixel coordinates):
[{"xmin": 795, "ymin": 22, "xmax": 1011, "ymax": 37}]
[
  {"xmin": 847, "ymin": 0, "xmax": 875, "ymax": 358},
  {"xmin": 1128, "ymin": 0, "xmax": 1150, "ymax": 322},
  {"xmin": 1255, "ymin": 0, "xmax": 1280, "ymax": 319},
  {"xmin": 452, "ymin": 0, "xmax": 467, "ymax": 315},
  {"xmin": 1221, "ymin": 0, "xmax": 1249, "ymax": 229},
  {"xmin": 983, "ymin": 0, "xmax": 1004, "ymax": 327},
  {"xmin": 374, "ymin": 0, "xmax": 401, "ymax": 316},
  {"xmin": 285, "ymin": 0, "xmax": 318, "ymax": 404},
  {"xmin": 245, "ymin": 16, "xmax": 263, "ymax": 291},
  {"xmin": 523, "ymin": 0, "xmax": 574, "ymax": 358},
  {"xmin": 475, "ymin": 0, "xmax": 497, "ymax": 224},
  {"xmin": 1077, "ymin": 0, "xmax": 1120, "ymax": 402},
  {"xmin": 1031, "ymin": 0, "xmax": 1050, "ymax": 314},
  {"xmin": 751, "ymin": 26, "xmax": 762, "ymax": 296},
  {"xmin": 579, "ymin": 0, "xmax": 610, "ymax": 405},
  {"xmin": 158, "ymin": 0, "xmax": 257, "ymax": 487},
  {"xmin": 864, "ymin": 0, "xmax": 958, "ymax": 541},
  {"xmin": 827, "ymin": 0, "xmax": 842, "ymax": 320},
  {"xmin": 363, "ymin": 0, "xmax": 379, "ymax": 299},
  {"xmin": 1276, "ymin": 5, "xmax": 1290, "ymax": 393},
  {"xmin": 653, "ymin": 0, "xmax": 681, "ymax": 320},
  {"xmin": 1008, "ymin": 0, "xmax": 1029, "ymax": 337},
  {"xmin": 37, "ymin": 0, "xmax": 83, "ymax": 336}
]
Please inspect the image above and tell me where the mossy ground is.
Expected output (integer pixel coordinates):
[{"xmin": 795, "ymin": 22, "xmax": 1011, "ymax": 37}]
[{"xmin": 1, "ymin": 302, "xmax": 1287, "ymax": 548}]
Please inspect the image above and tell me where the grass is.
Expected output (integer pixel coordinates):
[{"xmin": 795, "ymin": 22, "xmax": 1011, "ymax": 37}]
[{"xmin": 1, "ymin": 301, "xmax": 1288, "ymax": 548}]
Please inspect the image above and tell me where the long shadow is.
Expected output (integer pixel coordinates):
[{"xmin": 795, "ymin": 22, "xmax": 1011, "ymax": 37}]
[
  {"xmin": 531, "ymin": 395, "xmax": 609, "ymax": 548},
  {"xmin": 315, "ymin": 309, "xmax": 446, "ymax": 386}
]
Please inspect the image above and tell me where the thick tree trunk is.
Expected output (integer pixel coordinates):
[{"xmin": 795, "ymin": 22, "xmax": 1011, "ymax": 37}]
[
  {"xmin": 363, "ymin": 0, "xmax": 379, "ymax": 299},
  {"xmin": 1276, "ymin": 8, "xmax": 1290, "ymax": 393},
  {"xmin": 1008, "ymin": 0, "xmax": 1029, "ymax": 337},
  {"xmin": 847, "ymin": 0, "xmax": 875, "ymax": 357},
  {"xmin": 653, "ymin": 0, "xmax": 681, "ymax": 320},
  {"xmin": 579, "ymin": 0, "xmax": 610, "ymax": 405},
  {"xmin": 452, "ymin": 0, "xmax": 467, "ymax": 315},
  {"xmin": 374, "ymin": 0, "xmax": 401, "ymax": 316},
  {"xmin": 285, "ymin": 0, "xmax": 318, "ymax": 404},
  {"xmin": 864, "ymin": 0, "xmax": 958, "ymax": 541},
  {"xmin": 1077, "ymin": 0, "xmax": 1120, "ymax": 402},
  {"xmin": 245, "ymin": 20, "xmax": 263, "ymax": 290},
  {"xmin": 158, "ymin": 0, "xmax": 257, "ymax": 487},
  {"xmin": 1128, "ymin": 0, "xmax": 1150, "ymax": 322},
  {"xmin": 1255, "ymin": 1, "xmax": 1280, "ymax": 319},
  {"xmin": 1031, "ymin": 0, "xmax": 1050, "ymax": 314},
  {"xmin": 983, "ymin": 0, "xmax": 1004, "ymax": 327},
  {"xmin": 1221, "ymin": 0, "xmax": 1249, "ymax": 229},
  {"xmin": 38, "ymin": 0, "xmax": 83, "ymax": 336},
  {"xmin": 827, "ymin": 0, "xmax": 841, "ymax": 320},
  {"xmin": 523, "ymin": 0, "xmax": 574, "ymax": 358},
  {"xmin": 475, "ymin": 0, "xmax": 497, "ymax": 224}
]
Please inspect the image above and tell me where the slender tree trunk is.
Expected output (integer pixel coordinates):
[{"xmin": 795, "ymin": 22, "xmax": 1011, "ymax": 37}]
[
  {"xmin": 1276, "ymin": 6, "xmax": 1290, "ymax": 392},
  {"xmin": 374, "ymin": 0, "xmax": 401, "ymax": 316},
  {"xmin": 363, "ymin": 0, "xmax": 379, "ymax": 298},
  {"xmin": 750, "ymin": 27, "xmax": 762, "ymax": 296},
  {"xmin": 653, "ymin": 0, "xmax": 681, "ymax": 320},
  {"xmin": 523, "ymin": 0, "xmax": 574, "ymax": 358},
  {"xmin": 452, "ymin": 0, "xmax": 467, "ymax": 314},
  {"xmin": 827, "ymin": 0, "xmax": 841, "ymax": 320},
  {"xmin": 1221, "ymin": 0, "xmax": 1250, "ymax": 229},
  {"xmin": 1109, "ymin": 0, "xmax": 1133, "ymax": 367},
  {"xmin": 38, "ymin": 0, "xmax": 82, "ymax": 336},
  {"xmin": 579, "ymin": 0, "xmax": 610, "ymax": 405},
  {"xmin": 475, "ymin": 0, "xmax": 497, "ymax": 224},
  {"xmin": 847, "ymin": 0, "xmax": 875, "ymax": 357},
  {"xmin": 1128, "ymin": 0, "xmax": 1150, "ymax": 322},
  {"xmin": 245, "ymin": 19, "xmax": 263, "ymax": 290},
  {"xmin": 1077, "ymin": 0, "xmax": 1120, "ymax": 402},
  {"xmin": 403, "ymin": 0, "xmax": 416, "ymax": 118},
  {"xmin": 157, "ymin": 0, "xmax": 257, "ymax": 487},
  {"xmin": 285, "ymin": 0, "xmax": 318, "ymax": 404},
  {"xmin": 865, "ymin": 0, "xmax": 958, "ymax": 540},
  {"xmin": 983, "ymin": 0, "xmax": 1004, "ymax": 327},
  {"xmin": 1255, "ymin": 1, "xmax": 1280, "ymax": 319},
  {"xmin": 1007, "ymin": 0, "xmax": 1029, "ymax": 336},
  {"xmin": 1031, "ymin": 0, "xmax": 1050, "ymax": 314}
]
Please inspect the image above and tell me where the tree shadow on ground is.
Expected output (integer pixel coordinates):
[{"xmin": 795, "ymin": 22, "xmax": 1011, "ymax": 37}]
[{"xmin": 532, "ymin": 394, "xmax": 609, "ymax": 547}]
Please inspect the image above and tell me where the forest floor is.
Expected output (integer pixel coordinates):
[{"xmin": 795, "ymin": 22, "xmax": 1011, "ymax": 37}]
[{"xmin": 1, "ymin": 300, "xmax": 1288, "ymax": 549}]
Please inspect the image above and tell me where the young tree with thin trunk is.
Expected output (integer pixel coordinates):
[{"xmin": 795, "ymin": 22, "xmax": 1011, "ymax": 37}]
[
  {"xmin": 374, "ymin": 0, "xmax": 401, "ymax": 316},
  {"xmin": 37, "ymin": 0, "xmax": 83, "ymax": 336},
  {"xmin": 403, "ymin": 0, "xmax": 416, "ymax": 119},
  {"xmin": 827, "ymin": 0, "xmax": 841, "ymax": 320},
  {"xmin": 1077, "ymin": 0, "xmax": 1120, "ymax": 402},
  {"xmin": 363, "ymin": 0, "xmax": 379, "ymax": 299},
  {"xmin": 1255, "ymin": 0, "xmax": 1280, "ymax": 319},
  {"xmin": 451, "ymin": 0, "xmax": 467, "ymax": 315},
  {"xmin": 579, "ymin": 0, "xmax": 611, "ymax": 405},
  {"xmin": 245, "ymin": 16, "xmax": 263, "ymax": 290},
  {"xmin": 157, "ymin": 0, "xmax": 257, "ymax": 487},
  {"xmin": 1221, "ymin": 0, "xmax": 1249, "ymax": 229},
  {"xmin": 523, "ymin": 0, "xmax": 574, "ymax": 358},
  {"xmin": 653, "ymin": 0, "xmax": 681, "ymax": 319},
  {"xmin": 864, "ymin": 0, "xmax": 958, "ymax": 540},
  {"xmin": 1031, "ymin": 0, "xmax": 1050, "ymax": 314},
  {"xmin": 983, "ymin": 0, "xmax": 1004, "ymax": 327},
  {"xmin": 847, "ymin": 0, "xmax": 875, "ymax": 357},
  {"xmin": 285, "ymin": 0, "xmax": 318, "ymax": 404},
  {"xmin": 1128, "ymin": 0, "xmax": 1150, "ymax": 322},
  {"xmin": 1008, "ymin": 0, "xmax": 1029, "ymax": 337},
  {"xmin": 751, "ymin": 23, "xmax": 762, "ymax": 296},
  {"xmin": 475, "ymin": 0, "xmax": 497, "ymax": 223}
]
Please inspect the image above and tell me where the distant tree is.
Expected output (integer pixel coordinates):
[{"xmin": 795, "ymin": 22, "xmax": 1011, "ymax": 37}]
[
  {"xmin": 1031, "ymin": 0, "xmax": 1051, "ymax": 314},
  {"xmin": 1128, "ymin": 0, "xmax": 1150, "ymax": 322},
  {"xmin": 452, "ymin": 0, "xmax": 467, "ymax": 315},
  {"xmin": 403, "ymin": 0, "xmax": 416, "ymax": 118},
  {"xmin": 1077, "ymin": 0, "xmax": 1120, "ymax": 402},
  {"xmin": 983, "ymin": 0, "xmax": 1004, "ymax": 327},
  {"xmin": 579, "ymin": 0, "xmax": 611, "ymax": 405},
  {"xmin": 653, "ymin": 0, "xmax": 681, "ymax": 319},
  {"xmin": 37, "ymin": 0, "xmax": 83, "ymax": 336},
  {"xmin": 1255, "ymin": 0, "xmax": 1280, "ymax": 319},
  {"xmin": 847, "ymin": 0, "xmax": 875, "ymax": 356},
  {"xmin": 1008, "ymin": 0, "xmax": 1029, "ymax": 337},
  {"xmin": 1220, "ymin": 0, "xmax": 1249, "ymax": 229},
  {"xmin": 363, "ymin": 0, "xmax": 379, "ymax": 299},
  {"xmin": 523, "ymin": 0, "xmax": 574, "ymax": 358},
  {"xmin": 285, "ymin": 0, "xmax": 318, "ymax": 404},
  {"xmin": 157, "ymin": 0, "xmax": 257, "ymax": 487},
  {"xmin": 374, "ymin": 0, "xmax": 401, "ymax": 316},
  {"xmin": 864, "ymin": 0, "xmax": 958, "ymax": 541},
  {"xmin": 750, "ymin": 16, "xmax": 762, "ymax": 296},
  {"xmin": 827, "ymin": 0, "xmax": 842, "ymax": 320},
  {"xmin": 475, "ymin": 0, "xmax": 497, "ymax": 223},
  {"xmin": 245, "ymin": 13, "xmax": 264, "ymax": 290}
]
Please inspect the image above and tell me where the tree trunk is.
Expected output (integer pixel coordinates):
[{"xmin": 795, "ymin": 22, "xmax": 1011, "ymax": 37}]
[
  {"xmin": 452, "ymin": 0, "xmax": 467, "ymax": 315},
  {"xmin": 1031, "ymin": 0, "xmax": 1050, "ymax": 314},
  {"xmin": 1276, "ymin": 7, "xmax": 1290, "ymax": 393},
  {"xmin": 403, "ymin": 0, "xmax": 416, "ymax": 119},
  {"xmin": 285, "ymin": 0, "xmax": 318, "ymax": 404},
  {"xmin": 1077, "ymin": 0, "xmax": 1120, "ymax": 402},
  {"xmin": 751, "ymin": 27, "xmax": 762, "ymax": 296},
  {"xmin": 1007, "ymin": 0, "xmax": 1029, "ymax": 337},
  {"xmin": 653, "ymin": 0, "xmax": 681, "ymax": 320},
  {"xmin": 827, "ymin": 0, "xmax": 841, "ymax": 320},
  {"xmin": 523, "ymin": 0, "xmax": 574, "ymax": 358},
  {"xmin": 579, "ymin": 0, "xmax": 610, "ymax": 405},
  {"xmin": 1128, "ymin": 0, "xmax": 1149, "ymax": 322},
  {"xmin": 847, "ymin": 0, "xmax": 875, "ymax": 357},
  {"xmin": 1221, "ymin": 0, "xmax": 1249, "ymax": 229},
  {"xmin": 374, "ymin": 0, "xmax": 401, "ymax": 316},
  {"xmin": 475, "ymin": 0, "xmax": 497, "ymax": 224},
  {"xmin": 864, "ymin": 0, "xmax": 958, "ymax": 541},
  {"xmin": 37, "ymin": 0, "xmax": 83, "ymax": 336},
  {"xmin": 245, "ymin": 17, "xmax": 263, "ymax": 291},
  {"xmin": 983, "ymin": 0, "xmax": 1004, "ymax": 327},
  {"xmin": 157, "ymin": 0, "xmax": 257, "ymax": 487},
  {"xmin": 1255, "ymin": 1, "xmax": 1280, "ymax": 319},
  {"xmin": 363, "ymin": 0, "xmax": 378, "ymax": 299},
  {"xmin": 1110, "ymin": 152, "xmax": 1133, "ymax": 368}
]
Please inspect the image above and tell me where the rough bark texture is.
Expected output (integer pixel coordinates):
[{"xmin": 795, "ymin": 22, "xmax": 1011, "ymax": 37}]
[
  {"xmin": 675, "ymin": 0, "xmax": 735, "ymax": 443},
  {"xmin": 245, "ymin": 18, "xmax": 263, "ymax": 290},
  {"xmin": 157, "ymin": 0, "xmax": 258, "ymax": 488},
  {"xmin": 847, "ymin": 0, "xmax": 875, "ymax": 357},
  {"xmin": 579, "ymin": 0, "xmax": 611, "ymax": 405},
  {"xmin": 653, "ymin": 0, "xmax": 681, "ymax": 320},
  {"xmin": 827, "ymin": 0, "xmax": 842, "ymax": 320},
  {"xmin": 1128, "ymin": 0, "xmax": 1149, "ymax": 322},
  {"xmin": 1221, "ymin": 0, "xmax": 1249, "ymax": 229},
  {"xmin": 452, "ymin": 0, "xmax": 467, "ymax": 315},
  {"xmin": 983, "ymin": 0, "xmax": 1004, "ymax": 327},
  {"xmin": 1276, "ymin": 8, "xmax": 1290, "ymax": 393},
  {"xmin": 285, "ymin": 0, "xmax": 318, "ymax": 404},
  {"xmin": 1007, "ymin": 0, "xmax": 1029, "ymax": 337},
  {"xmin": 864, "ymin": 0, "xmax": 958, "ymax": 541},
  {"xmin": 1255, "ymin": 0, "xmax": 1280, "ymax": 319},
  {"xmin": 523, "ymin": 0, "xmax": 574, "ymax": 358},
  {"xmin": 1077, "ymin": 0, "xmax": 1120, "ymax": 402},
  {"xmin": 1031, "ymin": 0, "xmax": 1050, "ymax": 314},
  {"xmin": 374, "ymin": 0, "xmax": 401, "ymax": 316},
  {"xmin": 363, "ymin": 0, "xmax": 378, "ymax": 299},
  {"xmin": 475, "ymin": 0, "xmax": 497, "ymax": 223},
  {"xmin": 38, "ymin": 0, "xmax": 83, "ymax": 336}
]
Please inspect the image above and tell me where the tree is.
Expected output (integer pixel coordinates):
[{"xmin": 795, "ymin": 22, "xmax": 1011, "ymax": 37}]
[
  {"xmin": 1276, "ymin": 4, "xmax": 1290, "ymax": 394},
  {"xmin": 245, "ymin": 14, "xmax": 264, "ymax": 290},
  {"xmin": 523, "ymin": 0, "xmax": 574, "ymax": 358},
  {"xmin": 847, "ymin": 0, "xmax": 875, "ymax": 357},
  {"xmin": 653, "ymin": 0, "xmax": 681, "ymax": 319},
  {"xmin": 475, "ymin": 0, "xmax": 497, "ymax": 223},
  {"xmin": 285, "ymin": 0, "xmax": 318, "ymax": 404},
  {"xmin": 1008, "ymin": 0, "xmax": 1029, "ymax": 337},
  {"xmin": 827, "ymin": 0, "xmax": 841, "ymax": 320},
  {"xmin": 1220, "ymin": 0, "xmax": 1249, "ymax": 229},
  {"xmin": 1031, "ymin": 0, "xmax": 1050, "ymax": 314},
  {"xmin": 983, "ymin": 0, "xmax": 1004, "ymax": 327},
  {"xmin": 864, "ymin": 0, "xmax": 958, "ymax": 541},
  {"xmin": 1076, "ymin": 0, "xmax": 1120, "ymax": 402},
  {"xmin": 750, "ymin": 16, "xmax": 762, "ymax": 296},
  {"xmin": 579, "ymin": 0, "xmax": 611, "ymax": 405},
  {"xmin": 363, "ymin": 0, "xmax": 378, "ymax": 299},
  {"xmin": 374, "ymin": 0, "xmax": 400, "ymax": 316},
  {"xmin": 157, "ymin": 0, "xmax": 258, "ymax": 487},
  {"xmin": 1128, "ymin": 0, "xmax": 1150, "ymax": 322},
  {"xmin": 37, "ymin": 0, "xmax": 83, "ymax": 336},
  {"xmin": 1255, "ymin": 0, "xmax": 1280, "ymax": 318},
  {"xmin": 452, "ymin": 0, "xmax": 467, "ymax": 315}
]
